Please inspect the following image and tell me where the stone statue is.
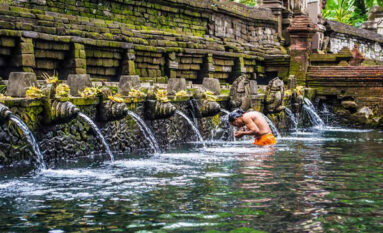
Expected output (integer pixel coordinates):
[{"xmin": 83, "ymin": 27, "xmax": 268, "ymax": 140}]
[
  {"xmin": 264, "ymin": 77, "xmax": 285, "ymax": 113},
  {"xmin": 229, "ymin": 74, "xmax": 253, "ymax": 111},
  {"xmin": 350, "ymin": 44, "xmax": 365, "ymax": 66}
]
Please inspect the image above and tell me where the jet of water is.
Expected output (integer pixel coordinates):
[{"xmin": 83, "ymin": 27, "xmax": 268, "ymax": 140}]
[
  {"xmin": 285, "ymin": 107, "xmax": 298, "ymax": 130},
  {"xmin": 175, "ymin": 110, "xmax": 206, "ymax": 148},
  {"xmin": 220, "ymin": 109, "xmax": 235, "ymax": 141},
  {"xmin": 78, "ymin": 113, "xmax": 114, "ymax": 162},
  {"xmin": 263, "ymin": 114, "xmax": 281, "ymax": 138},
  {"xmin": 9, "ymin": 115, "xmax": 46, "ymax": 170},
  {"xmin": 126, "ymin": 110, "xmax": 160, "ymax": 154},
  {"xmin": 304, "ymin": 98, "xmax": 316, "ymax": 110},
  {"xmin": 303, "ymin": 105, "xmax": 325, "ymax": 128}
]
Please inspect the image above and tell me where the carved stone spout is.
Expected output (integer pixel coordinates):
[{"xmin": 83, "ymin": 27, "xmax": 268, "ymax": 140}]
[
  {"xmin": 189, "ymin": 99, "xmax": 221, "ymax": 118},
  {"xmin": 50, "ymin": 101, "xmax": 80, "ymax": 124},
  {"xmin": 145, "ymin": 100, "xmax": 176, "ymax": 120},
  {"xmin": 98, "ymin": 100, "xmax": 128, "ymax": 122},
  {"xmin": 0, "ymin": 103, "xmax": 12, "ymax": 121}
]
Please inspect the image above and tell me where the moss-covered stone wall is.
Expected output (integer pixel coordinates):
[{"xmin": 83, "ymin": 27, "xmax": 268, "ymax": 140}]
[{"xmin": 0, "ymin": 0, "xmax": 286, "ymax": 84}]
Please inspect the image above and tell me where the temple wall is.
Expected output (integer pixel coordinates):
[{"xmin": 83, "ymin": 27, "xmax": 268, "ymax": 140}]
[
  {"xmin": 0, "ymin": 0, "xmax": 287, "ymax": 84},
  {"xmin": 325, "ymin": 20, "xmax": 383, "ymax": 61}
]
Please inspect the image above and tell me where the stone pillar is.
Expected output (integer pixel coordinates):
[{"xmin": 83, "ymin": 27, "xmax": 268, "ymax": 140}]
[
  {"xmin": 12, "ymin": 37, "xmax": 35, "ymax": 73},
  {"xmin": 287, "ymin": 15, "xmax": 316, "ymax": 86},
  {"xmin": 120, "ymin": 49, "xmax": 136, "ymax": 75},
  {"xmin": 198, "ymin": 53, "xmax": 214, "ymax": 83},
  {"xmin": 261, "ymin": 0, "xmax": 284, "ymax": 39},
  {"xmin": 73, "ymin": 43, "xmax": 86, "ymax": 74}
]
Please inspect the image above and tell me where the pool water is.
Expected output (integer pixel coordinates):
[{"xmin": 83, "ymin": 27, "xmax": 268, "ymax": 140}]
[{"xmin": 0, "ymin": 128, "xmax": 382, "ymax": 232}]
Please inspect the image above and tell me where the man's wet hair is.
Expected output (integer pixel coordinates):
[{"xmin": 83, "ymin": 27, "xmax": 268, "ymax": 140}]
[{"xmin": 229, "ymin": 109, "xmax": 245, "ymax": 123}]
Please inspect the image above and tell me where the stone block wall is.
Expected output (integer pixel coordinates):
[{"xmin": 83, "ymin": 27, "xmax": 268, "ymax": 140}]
[
  {"xmin": 0, "ymin": 0, "xmax": 287, "ymax": 83},
  {"xmin": 325, "ymin": 20, "xmax": 383, "ymax": 61},
  {"xmin": 307, "ymin": 66, "xmax": 383, "ymax": 114}
]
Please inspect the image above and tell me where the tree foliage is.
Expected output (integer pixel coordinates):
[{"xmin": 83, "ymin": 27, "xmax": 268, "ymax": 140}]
[
  {"xmin": 228, "ymin": 0, "xmax": 257, "ymax": 7},
  {"xmin": 323, "ymin": 0, "xmax": 382, "ymax": 26}
]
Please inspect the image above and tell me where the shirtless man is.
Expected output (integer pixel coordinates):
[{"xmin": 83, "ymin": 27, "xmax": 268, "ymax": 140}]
[{"xmin": 229, "ymin": 109, "xmax": 276, "ymax": 146}]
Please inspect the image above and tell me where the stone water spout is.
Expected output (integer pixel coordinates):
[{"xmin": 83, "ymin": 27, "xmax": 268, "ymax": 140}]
[
  {"xmin": 49, "ymin": 101, "xmax": 80, "ymax": 124},
  {"xmin": 189, "ymin": 98, "xmax": 221, "ymax": 118},
  {"xmin": 0, "ymin": 103, "xmax": 12, "ymax": 121},
  {"xmin": 98, "ymin": 100, "xmax": 128, "ymax": 122},
  {"xmin": 190, "ymin": 87, "xmax": 221, "ymax": 118},
  {"xmin": 145, "ymin": 87, "xmax": 176, "ymax": 120}
]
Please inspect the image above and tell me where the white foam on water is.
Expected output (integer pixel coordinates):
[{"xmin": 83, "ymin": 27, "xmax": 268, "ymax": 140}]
[
  {"xmin": 315, "ymin": 127, "xmax": 373, "ymax": 133},
  {"xmin": 112, "ymin": 159, "xmax": 192, "ymax": 170},
  {"xmin": 204, "ymin": 172, "xmax": 233, "ymax": 178},
  {"xmin": 278, "ymin": 137, "xmax": 338, "ymax": 142},
  {"xmin": 162, "ymin": 222, "xmax": 218, "ymax": 230},
  {"xmin": 204, "ymin": 147, "xmax": 271, "ymax": 154},
  {"xmin": 40, "ymin": 169, "xmax": 114, "ymax": 180},
  {"xmin": 157, "ymin": 152, "xmax": 219, "ymax": 162}
]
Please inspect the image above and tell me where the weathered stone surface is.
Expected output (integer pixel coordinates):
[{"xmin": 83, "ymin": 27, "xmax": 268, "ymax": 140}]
[
  {"xmin": 202, "ymin": 78, "xmax": 221, "ymax": 95},
  {"xmin": 229, "ymin": 74, "xmax": 251, "ymax": 111},
  {"xmin": 118, "ymin": 75, "xmax": 141, "ymax": 96},
  {"xmin": 341, "ymin": 100, "xmax": 358, "ymax": 110},
  {"xmin": 66, "ymin": 74, "xmax": 92, "ymax": 97},
  {"xmin": 6, "ymin": 72, "xmax": 37, "ymax": 97},
  {"xmin": 264, "ymin": 77, "xmax": 285, "ymax": 113},
  {"xmin": 167, "ymin": 78, "xmax": 186, "ymax": 95}
]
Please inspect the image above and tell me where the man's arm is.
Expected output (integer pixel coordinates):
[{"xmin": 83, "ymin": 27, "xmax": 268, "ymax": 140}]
[{"xmin": 235, "ymin": 117, "xmax": 260, "ymax": 138}]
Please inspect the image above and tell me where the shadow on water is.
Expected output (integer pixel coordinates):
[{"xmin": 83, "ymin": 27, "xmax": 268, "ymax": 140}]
[{"xmin": 0, "ymin": 129, "xmax": 383, "ymax": 232}]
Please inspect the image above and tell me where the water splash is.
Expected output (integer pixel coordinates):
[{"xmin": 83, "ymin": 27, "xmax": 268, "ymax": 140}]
[
  {"xmin": 126, "ymin": 110, "xmax": 160, "ymax": 154},
  {"xmin": 175, "ymin": 110, "xmax": 206, "ymax": 148},
  {"xmin": 220, "ymin": 109, "xmax": 235, "ymax": 141},
  {"xmin": 285, "ymin": 107, "xmax": 298, "ymax": 130},
  {"xmin": 78, "ymin": 113, "xmax": 114, "ymax": 162},
  {"xmin": 263, "ymin": 114, "xmax": 281, "ymax": 138},
  {"xmin": 303, "ymin": 105, "xmax": 325, "ymax": 128},
  {"xmin": 9, "ymin": 115, "xmax": 46, "ymax": 170},
  {"xmin": 304, "ymin": 98, "xmax": 316, "ymax": 110}
]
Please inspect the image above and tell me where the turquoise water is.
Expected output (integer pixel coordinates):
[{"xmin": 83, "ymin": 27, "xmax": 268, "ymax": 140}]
[{"xmin": 0, "ymin": 128, "xmax": 382, "ymax": 232}]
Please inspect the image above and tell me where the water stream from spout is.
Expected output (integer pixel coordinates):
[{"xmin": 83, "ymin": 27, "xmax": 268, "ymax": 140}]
[
  {"xmin": 175, "ymin": 110, "xmax": 206, "ymax": 148},
  {"xmin": 126, "ymin": 111, "xmax": 160, "ymax": 154},
  {"xmin": 220, "ymin": 109, "xmax": 235, "ymax": 141},
  {"xmin": 78, "ymin": 113, "xmax": 114, "ymax": 162},
  {"xmin": 285, "ymin": 107, "xmax": 298, "ymax": 130},
  {"xmin": 188, "ymin": 100, "xmax": 198, "ymax": 127},
  {"xmin": 9, "ymin": 115, "xmax": 46, "ymax": 170},
  {"xmin": 303, "ymin": 98, "xmax": 325, "ymax": 128},
  {"xmin": 263, "ymin": 114, "xmax": 281, "ymax": 138}
]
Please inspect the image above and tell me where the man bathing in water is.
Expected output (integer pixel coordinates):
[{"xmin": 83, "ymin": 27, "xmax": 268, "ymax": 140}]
[{"xmin": 229, "ymin": 109, "xmax": 276, "ymax": 146}]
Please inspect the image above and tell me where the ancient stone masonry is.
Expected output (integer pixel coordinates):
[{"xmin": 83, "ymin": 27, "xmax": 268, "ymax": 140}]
[
  {"xmin": 324, "ymin": 20, "xmax": 383, "ymax": 61},
  {"xmin": 307, "ymin": 66, "xmax": 383, "ymax": 115},
  {"xmin": 0, "ymin": 0, "xmax": 287, "ymax": 83}
]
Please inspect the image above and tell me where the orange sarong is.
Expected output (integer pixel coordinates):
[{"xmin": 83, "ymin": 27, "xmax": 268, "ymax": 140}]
[{"xmin": 253, "ymin": 134, "xmax": 276, "ymax": 146}]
